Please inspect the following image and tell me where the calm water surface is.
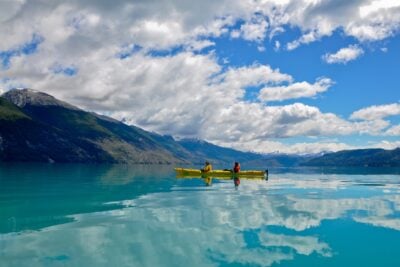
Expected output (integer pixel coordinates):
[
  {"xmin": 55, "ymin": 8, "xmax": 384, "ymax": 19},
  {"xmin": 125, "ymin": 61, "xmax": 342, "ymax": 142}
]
[{"xmin": 1, "ymin": 164, "xmax": 400, "ymax": 267}]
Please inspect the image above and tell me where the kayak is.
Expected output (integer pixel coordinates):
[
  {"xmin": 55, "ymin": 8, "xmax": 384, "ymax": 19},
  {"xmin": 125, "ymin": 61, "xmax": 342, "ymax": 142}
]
[{"xmin": 174, "ymin": 168, "xmax": 268, "ymax": 180}]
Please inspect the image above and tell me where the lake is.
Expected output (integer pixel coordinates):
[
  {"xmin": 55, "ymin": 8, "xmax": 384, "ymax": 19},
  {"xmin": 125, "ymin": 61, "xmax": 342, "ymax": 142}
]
[{"xmin": 1, "ymin": 164, "xmax": 400, "ymax": 267}]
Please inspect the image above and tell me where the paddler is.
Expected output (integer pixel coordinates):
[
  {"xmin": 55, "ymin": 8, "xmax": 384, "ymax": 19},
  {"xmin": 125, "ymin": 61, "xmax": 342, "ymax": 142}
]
[
  {"xmin": 202, "ymin": 161, "xmax": 212, "ymax": 186},
  {"xmin": 202, "ymin": 161, "xmax": 212, "ymax": 172},
  {"xmin": 233, "ymin": 162, "xmax": 240, "ymax": 173},
  {"xmin": 233, "ymin": 162, "xmax": 240, "ymax": 187}
]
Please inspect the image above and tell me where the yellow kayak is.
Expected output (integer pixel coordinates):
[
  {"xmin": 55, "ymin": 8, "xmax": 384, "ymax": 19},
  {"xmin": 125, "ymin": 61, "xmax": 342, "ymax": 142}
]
[{"xmin": 174, "ymin": 168, "xmax": 268, "ymax": 180}]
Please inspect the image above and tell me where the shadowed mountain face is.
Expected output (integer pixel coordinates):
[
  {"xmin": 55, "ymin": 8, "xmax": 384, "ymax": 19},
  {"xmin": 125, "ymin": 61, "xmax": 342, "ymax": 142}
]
[
  {"xmin": 0, "ymin": 89, "xmax": 186, "ymax": 164},
  {"xmin": 0, "ymin": 96, "xmax": 108, "ymax": 163}
]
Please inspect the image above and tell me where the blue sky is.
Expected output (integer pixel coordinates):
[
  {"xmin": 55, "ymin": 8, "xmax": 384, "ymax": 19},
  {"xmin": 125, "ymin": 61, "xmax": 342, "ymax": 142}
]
[
  {"xmin": 219, "ymin": 25, "xmax": 400, "ymax": 148},
  {"xmin": 214, "ymin": 26, "xmax": 400, "ymax": 111},
  {"xmin": 0, "ymin": 0, "xmax": 399, "ymax": 154}
]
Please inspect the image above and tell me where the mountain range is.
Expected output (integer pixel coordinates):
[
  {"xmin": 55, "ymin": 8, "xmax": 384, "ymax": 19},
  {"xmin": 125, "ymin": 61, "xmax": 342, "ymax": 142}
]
[
  {"xmin": 0, "ymin": 89, "xmax": 267, "ymax": 165},
  {"xmin": 0, "ymin": 89, "xmax": 399, "ymax": 167},
  {"xmin": 302, "ymin": 148, "xmax": 400, "ymax": 167}
]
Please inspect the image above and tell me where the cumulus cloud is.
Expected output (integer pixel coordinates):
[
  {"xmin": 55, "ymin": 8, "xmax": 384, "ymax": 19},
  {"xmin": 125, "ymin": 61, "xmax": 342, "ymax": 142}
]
[
  {"xmin": 0, "ymin": 0, "xmax": 235, "ymax": 52},
  {"xmin": 0, "ymin": 44, "xmax": 393, "ymax": 154},
  {"xmin": 282, "ymin": 0, "xmax": 400, "ymax": 50},
  {"xmin": 323, "ymin": 45, "xmax": 364, "ymax": 64},
  {"xmin": 258, "ymin": 78, "xmax": 333, "ymax": 102},
  {"xmin": 350, "ymin": 103, "xmax": 400, "ymax": 120},
  {"xmin": 359, "ymin": 0, "xmax": 400, "ymax": 17},
  {"xmin": 0, "ymin": 0, "xmax": 399, "ymax": 153},
  {"xmin": 1, "ymin": 1, "xmax": 399, "ymax": 53},
  {"xmin": 231, "ymin": 15, "xmax": 269, "ymax": 42},
  {"xmin": 217, "ymin": 138, "xmax": 353, "ymax": 155},
  {"xmin": 385, "ymin": 125, "xmax": 400, "ymax": 136},
  {"xmin": 202, "ymin": 101, "xmax": 373, "ymax": 145},
  {"xmin": 218, "ymin": 64, "xmax": 292, "ymax": 97},
  {"xmin": 353, "ymin": 0, "xmax": 400, "ymax": 41},
  {"xmin": 286, "ymin": 30, "xmax": 322, "ymax": 50}
]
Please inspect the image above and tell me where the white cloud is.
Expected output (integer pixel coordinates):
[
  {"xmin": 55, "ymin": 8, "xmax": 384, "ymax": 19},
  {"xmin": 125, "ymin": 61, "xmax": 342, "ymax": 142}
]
[
  {"xmin": 185, "ymin": 39, "xmax": 215, "ymax": 52},
  {"xmin": 259, "ymin": 78, "xmax": 333, "ymax": 102},
  {"xmin": 281, "ymin": 0, "xmax": 400, "ymax": 50},
  {"xmin": 1, "ymin": 0, "xmax": 399, "ymax": 53},
  {"xmin": 350, "ymin": 103, "xmax": 400, "ymax": 120},
  {"xmin": 345, "ymin": 24, "xmax": 395, "ymax": 42},
  {"xmin": 370, "ymin": 140, "xmax": 400, "ymax": 149},
  {"xmin": 0, "ymin": 0, "xmax": 25, "ymax": 23},
  {"xmin": 230, "ymin": 29, "xmax": 241, "ymax": 38},
  {"xmin": 385, "ymin": 125, "xmax": 400, "ymax": 136},
  {"xmin": 359, "ymin": 0, "xmax": 400, "ymax": 18},
  {"xmin": 0, "ymin": 0, "xmax": 236, "ymax": 52},
  {"xmin": 207, "ymin": 102, "xmax": 390, "ymax": 148},
  {"xmin": 287, "ymin": 30, "xmax": 322, "ymax": 50},
  {"xmin": 217, "ymin": 139, "xmax": 353, "ymax": 155},
  {"xmin": 0, "ymin": 0, "xmax": 399, "ymax": 154},
  {"xmin": 219, "ymin": 64, "xmax": 292, "ymax": 97},
  {"xmin": 274, "ymin": 40, "xmax": 281, "ymax": 51},
  {"xmin": 1, "ymin": 44, "xmax": 393, "ymax": 154},
  {"xmin": 204, "ymin": 102, "xmax": 360, "ymax": 142},
  {"xmin": 231, "ymin": 15, "xmax": 269, "ymax": 42},
  {"xmin": 323, "ymin": 45, "xmax": 364, "ymax": 64}
]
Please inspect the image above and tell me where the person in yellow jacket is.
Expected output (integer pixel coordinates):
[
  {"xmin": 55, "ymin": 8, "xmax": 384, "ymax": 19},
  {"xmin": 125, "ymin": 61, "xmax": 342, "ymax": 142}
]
[
  {"xmin": 202, "ymin": 161, "xmax": 212, "ymax": 172},
  {"xmin": 202, "ymin": 161, "xmax": 212, "ymax": 186}
]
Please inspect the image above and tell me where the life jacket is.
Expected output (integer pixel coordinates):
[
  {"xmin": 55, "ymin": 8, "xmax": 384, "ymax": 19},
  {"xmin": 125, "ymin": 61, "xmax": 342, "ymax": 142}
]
[
  {"xmin": 233, "ymin": 164, "xmax": 240, "ymax": 173},
  {"xmin": 203, "ymin": 164, "xmax": 212, "ymax": 172}
]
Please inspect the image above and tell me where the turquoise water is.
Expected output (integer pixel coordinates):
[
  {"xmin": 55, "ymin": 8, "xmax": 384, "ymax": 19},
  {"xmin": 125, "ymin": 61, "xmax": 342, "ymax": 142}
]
[{"xmin": 1, "ymin": 164, "xmax": 400, "ymax": 267}]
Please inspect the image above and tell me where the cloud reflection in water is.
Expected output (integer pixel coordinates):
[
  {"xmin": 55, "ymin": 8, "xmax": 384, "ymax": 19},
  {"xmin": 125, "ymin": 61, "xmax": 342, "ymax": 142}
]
[{"xmin": 1, "ymin": 173, "xmax": 400, "ymax": 266}]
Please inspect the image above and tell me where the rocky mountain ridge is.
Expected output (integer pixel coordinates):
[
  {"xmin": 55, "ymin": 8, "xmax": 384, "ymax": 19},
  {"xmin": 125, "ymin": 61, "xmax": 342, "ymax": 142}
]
[
  {"xmin": 0, "ymin": 89, "xmax": 265, "ymax": 165},
  {"xmin": 1, "ymin": 88, "xmax": 398, "ymax": 167}
]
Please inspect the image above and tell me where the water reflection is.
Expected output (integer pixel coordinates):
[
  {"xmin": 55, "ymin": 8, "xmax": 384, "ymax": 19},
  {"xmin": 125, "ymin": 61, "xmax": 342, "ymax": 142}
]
[
  {"xmin": 204, "ymin": 176, "xmax": 212, "ymax": 186},
  {"xmin": 99, "ymin": 164, "xmax": 174, "ymax": 185},
  {"xmin": 234, "ymin": 177, "xmax": 240, "ymax": 188},
  {"xmin": 0, "ymin": 164, "xmax": 175, "ymax": 233},
  {"xmin": 1, "ymin": 166, "xmax": 400, "ymax": 266}
]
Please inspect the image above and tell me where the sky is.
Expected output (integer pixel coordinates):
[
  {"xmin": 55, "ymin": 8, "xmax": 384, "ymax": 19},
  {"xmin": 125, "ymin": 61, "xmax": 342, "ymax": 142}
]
[{"xmin": 0, "ymin": 0, "xmax": 399, "ymax": 154}]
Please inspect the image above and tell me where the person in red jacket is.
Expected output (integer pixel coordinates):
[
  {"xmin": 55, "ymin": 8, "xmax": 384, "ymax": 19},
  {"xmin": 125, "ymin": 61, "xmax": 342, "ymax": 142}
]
[
  {"xmin": 233, "ymin": 162, "xmax": 240, "ymax": 187},
  {"xmin": 233, "ymin": 162, "xmax": 240, "ymax": 173}
]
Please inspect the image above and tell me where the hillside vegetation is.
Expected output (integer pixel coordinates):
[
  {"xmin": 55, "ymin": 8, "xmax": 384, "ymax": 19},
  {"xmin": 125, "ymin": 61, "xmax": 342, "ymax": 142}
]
[{"xmin": 302, "ymin": 148, "xmax": 400, "ymax": 167}]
